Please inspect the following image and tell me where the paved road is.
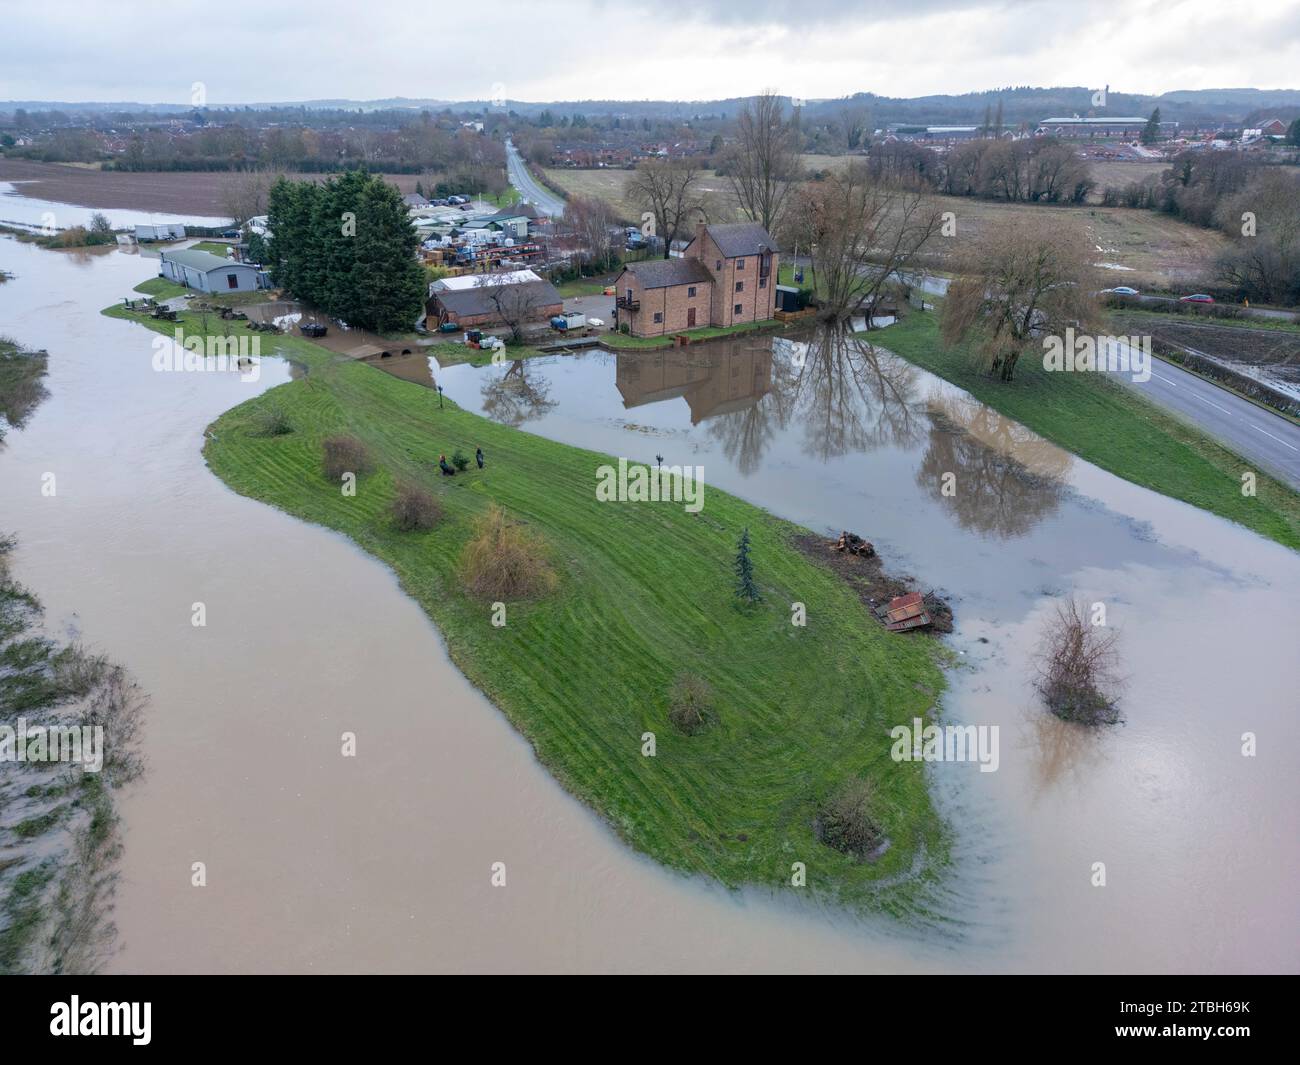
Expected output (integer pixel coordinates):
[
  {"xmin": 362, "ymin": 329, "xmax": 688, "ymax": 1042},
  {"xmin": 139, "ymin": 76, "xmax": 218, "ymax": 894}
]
[
  {"xmin": 1105, "ymin": 341, "xmax": 1300, "ymax": 491},
  {"xmin": 1131, "ymin": 294, "xmax": 1299, "ymax": 323},
  {"xmin": 504, "ymin": 140, "xmax": 565, "ymax": 217}
]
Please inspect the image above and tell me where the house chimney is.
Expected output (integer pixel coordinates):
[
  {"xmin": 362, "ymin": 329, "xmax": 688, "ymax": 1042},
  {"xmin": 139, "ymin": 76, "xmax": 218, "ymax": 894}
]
[{"xmin": 695, "ymin": 220, "xmax": 707, "ymax": 244}]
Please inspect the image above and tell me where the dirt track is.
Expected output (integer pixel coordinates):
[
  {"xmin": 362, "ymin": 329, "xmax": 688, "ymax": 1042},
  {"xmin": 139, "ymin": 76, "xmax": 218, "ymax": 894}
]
[{"xmin": 0, "ymin": 160, "xmax": 420, "ymax": 216}]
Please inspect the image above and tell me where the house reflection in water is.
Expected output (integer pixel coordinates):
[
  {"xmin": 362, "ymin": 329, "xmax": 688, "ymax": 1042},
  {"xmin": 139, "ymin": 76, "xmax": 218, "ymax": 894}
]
[{"xmin": 614, "ymin": 342, "xmax": 774, "ymax": 425}]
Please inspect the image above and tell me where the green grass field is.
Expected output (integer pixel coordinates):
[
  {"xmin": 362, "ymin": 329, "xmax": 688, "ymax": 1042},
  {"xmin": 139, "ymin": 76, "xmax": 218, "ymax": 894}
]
[
  {"xmin": 132, "ymin": 277, "xmax": 188, "ymax": 299},
  {"xmin": 107, "ymin": 301, "xmax": 951, "ymax": 914},
  {"xmin": 876, "ymin": 310, "xmax": 1300, "ymax": 549}
]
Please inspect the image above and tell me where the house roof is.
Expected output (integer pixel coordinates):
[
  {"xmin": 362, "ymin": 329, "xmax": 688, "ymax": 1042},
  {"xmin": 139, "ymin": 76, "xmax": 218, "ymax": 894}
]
[
  {"xmin": 487, "ymin": 204, "xmax": 539, "ymax": 221},
  {"xmin": 434, "ymin": 269, "xmax": 540, "ymax": 292},
  {"xmin": 623, "ymin": 257, "xmax": 714, "ymax": 290},
  {"xmin": 692, "ymin": 222, "xmax": 778, "ymax": 258},
  {"xmin": 161, "ymin": 249, "xmax": 244, "ymax": 272},
  {"xmin": 432, "ymin": 279, "xmax": 562, "ymax": 319}
]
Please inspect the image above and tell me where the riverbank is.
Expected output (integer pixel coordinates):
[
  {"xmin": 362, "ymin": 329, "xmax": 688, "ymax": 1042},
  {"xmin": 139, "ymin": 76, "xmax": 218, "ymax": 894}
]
[
  {"xmin": 1, "ymin": 333, "xmax": 144, "ymax": 973},
  {"xmin": 107, "ymin": 300, "xmax": 952, "ymax": 912},
  {"xmin": 873, "ymin": 310, "xmax": 1300, "ymax": 550}
]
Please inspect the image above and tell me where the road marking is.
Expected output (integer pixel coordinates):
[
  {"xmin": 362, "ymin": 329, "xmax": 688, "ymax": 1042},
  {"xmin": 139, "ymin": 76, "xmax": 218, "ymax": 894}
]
[
  {"xmin": 1247, "ymin": 423, "xmax": 1300, "ymax": 451},
  {"xmin": 1151, "ymin": 373, "xmax": 1179, "ymax": 387},
  {"xmin": 1179, "ymin": 388, "xmax": 1233, "ymax": 415}
]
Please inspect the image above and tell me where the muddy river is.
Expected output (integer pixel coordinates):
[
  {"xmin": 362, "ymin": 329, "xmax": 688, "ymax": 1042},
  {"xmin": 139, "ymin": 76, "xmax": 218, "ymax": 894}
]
[{"xmin": 2, "ymin": 239, "xmax": 1297, "ymax": 973}]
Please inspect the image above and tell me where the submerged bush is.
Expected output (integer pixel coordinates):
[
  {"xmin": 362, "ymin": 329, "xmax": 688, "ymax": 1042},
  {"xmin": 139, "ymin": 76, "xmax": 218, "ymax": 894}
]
[
  {"xmin": 668, "ymin": 673, "xmax": 714, "ymax": 735},
  {"xmin": 321, "ymin": 433, "xmax": 374, "ymax": 482},
  {"xmin": 459, "ymin": 505, "xmax": 558, "ymax": 600},
  {"xmin": 1033, "ymin": 599, "xmax": 1123, "ymax": 726},
  {"xmin": 390, "ymin": 483, "xmax": 442, "ymax": 532},
  {"xmin": 816, "ymin": 778, "xmax": 884, "ymax": 858},
  {"xmin": 249, "ymin": 404, "xmax": 294, "ymax": 437}
]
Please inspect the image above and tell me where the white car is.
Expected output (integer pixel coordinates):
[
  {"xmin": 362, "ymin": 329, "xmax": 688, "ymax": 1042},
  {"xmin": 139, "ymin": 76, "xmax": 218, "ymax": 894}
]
[{"xmin": 1106, "ymin": 286, "xmax": 1139, "ymax": 296}]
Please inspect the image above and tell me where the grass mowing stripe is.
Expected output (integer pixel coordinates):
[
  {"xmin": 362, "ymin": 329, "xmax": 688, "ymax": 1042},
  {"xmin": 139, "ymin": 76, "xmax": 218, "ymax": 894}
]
[{"xmin": 111, "ymin": 302, "xmax": 952, "ymax": 913}]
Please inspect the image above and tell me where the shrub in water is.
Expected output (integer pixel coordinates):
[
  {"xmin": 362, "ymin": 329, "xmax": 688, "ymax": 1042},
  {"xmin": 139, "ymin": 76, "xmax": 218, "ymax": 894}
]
[
  {"xmin": 321, "ymin": 433, "xmax": 374, "ymax": 482},
  {"xmin": 1033, "ymin": 599, "xmax": 1123, "ymax": 726},
  {"xmin": 459, "ymin": 505, "xmax": 558, "ymax": 600},
  {"xmin": 390, "ymin": 483, "xmax": 442, "ymax": 532}
]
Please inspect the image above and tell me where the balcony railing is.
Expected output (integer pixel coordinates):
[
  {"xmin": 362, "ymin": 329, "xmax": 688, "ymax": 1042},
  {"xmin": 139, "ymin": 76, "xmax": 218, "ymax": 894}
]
[{"xmin": 615, "ymin": 296, "xmax": 640, "ymax": 311}]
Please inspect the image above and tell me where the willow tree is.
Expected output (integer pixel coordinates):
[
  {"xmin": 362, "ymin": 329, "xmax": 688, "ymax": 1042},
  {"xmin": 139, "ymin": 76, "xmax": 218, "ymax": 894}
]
[
  {"xmin": 786, "ymin": 162, "xmax": 942, "ymax": 323},
  {"xmin": 941, "ymin": 217, "xmax": 1100, "ymax": 382}
]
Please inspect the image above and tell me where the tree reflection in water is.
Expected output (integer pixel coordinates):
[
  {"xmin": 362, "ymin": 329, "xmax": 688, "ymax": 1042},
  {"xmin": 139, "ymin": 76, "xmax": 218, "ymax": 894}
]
[
  {"xmin": 706, "ymin": 323, "xmax": 925, "ymax": 470},
  {"xmin": 916, "ymin": 393, "xmax": 1073, "ymax": 538},
  {"xmin": 0, "ymin": 341, "xmax": 49, "ymax": 450},
  {"xmin": 480, "ymin": 358, "xmax": 558, "ymax": 427}
]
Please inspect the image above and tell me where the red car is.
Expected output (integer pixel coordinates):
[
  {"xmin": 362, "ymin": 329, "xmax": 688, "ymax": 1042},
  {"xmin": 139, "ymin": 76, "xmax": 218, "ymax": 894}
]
[{"xmin": 1179, "ymin": 293, "xmax": 1214, "ymax": 304}]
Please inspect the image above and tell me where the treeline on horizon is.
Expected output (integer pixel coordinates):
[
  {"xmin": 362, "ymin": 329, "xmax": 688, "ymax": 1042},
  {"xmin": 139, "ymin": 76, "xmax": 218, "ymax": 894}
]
[
  {"xmin": 1, "ymin": 111, "xmax": 510, "ymax": 190},
  {"xmin": 265, "ymin": 170, "xmax": 426, "ymax": 334},
  {"xmin": 7, "ymin": 85, "xmax": 1300, "ymax": 126}
]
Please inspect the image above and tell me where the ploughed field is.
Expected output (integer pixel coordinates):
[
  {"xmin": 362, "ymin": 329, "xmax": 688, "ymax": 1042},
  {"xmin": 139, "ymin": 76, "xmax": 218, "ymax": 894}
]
[{"xmin": 0, "ymin": 160, "xmax": 426, "ymax": 217}]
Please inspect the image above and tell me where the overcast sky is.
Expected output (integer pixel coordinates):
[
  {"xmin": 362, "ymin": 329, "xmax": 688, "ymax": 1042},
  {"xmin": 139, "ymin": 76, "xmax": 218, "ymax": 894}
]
[{"xmin": 3, "ymin": 0, "xmax": 1298, "ymax": 105}]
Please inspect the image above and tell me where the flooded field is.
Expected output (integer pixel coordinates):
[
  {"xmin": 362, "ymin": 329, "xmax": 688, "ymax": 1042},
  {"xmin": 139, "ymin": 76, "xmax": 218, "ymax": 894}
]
[{"xmin": 2, "ymin": 238, "xmax": 1297, "ymax": 973}]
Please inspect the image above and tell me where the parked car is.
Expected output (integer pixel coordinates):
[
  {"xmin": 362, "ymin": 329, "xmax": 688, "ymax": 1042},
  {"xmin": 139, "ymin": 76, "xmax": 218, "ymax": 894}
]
[
  {"xmin": 1179, "ymin": 293, "xmax": 1214, "ymax": 303},
  {"xmin": 1106, "ymin": 286, "xmax": 1139, "ymax": 296}
]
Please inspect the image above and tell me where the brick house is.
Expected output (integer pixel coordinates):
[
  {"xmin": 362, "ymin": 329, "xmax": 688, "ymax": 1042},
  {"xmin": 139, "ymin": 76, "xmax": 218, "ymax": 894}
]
[{"xmin": 613, "ymin": 222, "xmax": 779, "ymax": 337}]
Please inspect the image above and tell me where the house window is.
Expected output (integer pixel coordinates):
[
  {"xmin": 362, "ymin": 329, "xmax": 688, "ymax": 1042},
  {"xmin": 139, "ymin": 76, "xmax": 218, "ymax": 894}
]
[
  {"xmin": 736, "ymin": 258, "xmax": 745, "ymax": 270},
  {"xmin": 687, "ymin": 286, "xmax": 696, "ymax": 297},
  {"xmin": 226, "ymin": 274, "xmax": 239, "ymax": 289},
  {"xmin": 715, "ymin": 260, "xmax": 722, "ymax": 270},
  {"xmin": 735, "ymin": 281, "xmax": 743, "ymax": 293},
  {"xmin": 759, "ymin": 277, "xmax": 767, "ymax": 289},
  {"xmin": 653, "ymin": 311, "xmax": 663, "ymax": 323},
  {"xmin": 734, "ymin": 304, "xmax": 742, "ymax": 315}
]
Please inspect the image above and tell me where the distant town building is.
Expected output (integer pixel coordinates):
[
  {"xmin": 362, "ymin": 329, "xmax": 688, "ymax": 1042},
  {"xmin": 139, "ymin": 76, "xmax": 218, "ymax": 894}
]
[{"xmin": 1037, "ymin": 116, "xmax": 1177, "ymax": 138}]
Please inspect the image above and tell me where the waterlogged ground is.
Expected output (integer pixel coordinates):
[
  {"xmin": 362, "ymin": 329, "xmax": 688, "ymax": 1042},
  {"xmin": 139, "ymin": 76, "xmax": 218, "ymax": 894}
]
[{"xmin": 2, "ymin": 238, "xmax": 1297, "ymax": 972}]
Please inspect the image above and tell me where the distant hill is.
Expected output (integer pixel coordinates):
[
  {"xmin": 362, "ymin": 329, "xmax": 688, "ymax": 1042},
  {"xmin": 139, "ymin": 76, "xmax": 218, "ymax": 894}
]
[{"xmin": 5, "ymin": 87, "xmax": 1300, "ymax": 126}]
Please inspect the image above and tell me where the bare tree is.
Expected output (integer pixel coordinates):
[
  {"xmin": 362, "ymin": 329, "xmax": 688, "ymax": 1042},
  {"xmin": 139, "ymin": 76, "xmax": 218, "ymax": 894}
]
[
  {"xmin": 1033, "ymin": 599, "xmax": 1123, "ymax": 725},
  {"xmin": 220, "ymin": 168, "xmax": 276, "ymax": 225},
  {"xmin": 726, "ymin": 90, "xmax": 803, "ymax": 234},
  {"xmin": 942, "ymin": 217, "xmax": 1100, "ymax": 381},
  {"xmin": 475, "ymin": 275, "xmax": 543, "ymax": 344},
  {"xmin": 628, "ymin": 155, "xmax": 704, "ymax": 259},
  {"xmin": 563, "ymin": 194, "xmax": 619, "ymax": 272},
  {"xmin": 837, "ymin": 102, "xmax": 872, "ymax": 152},
  {"xmin": 786, "ymin": 162, "xmax": 942, "ymax": 322}
]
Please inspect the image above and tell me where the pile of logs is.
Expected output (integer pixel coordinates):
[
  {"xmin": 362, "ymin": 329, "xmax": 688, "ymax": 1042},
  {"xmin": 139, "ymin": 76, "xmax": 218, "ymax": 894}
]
[{"xmin": 829, "ymin": 530, "xmax": 875, "ymax": 557}]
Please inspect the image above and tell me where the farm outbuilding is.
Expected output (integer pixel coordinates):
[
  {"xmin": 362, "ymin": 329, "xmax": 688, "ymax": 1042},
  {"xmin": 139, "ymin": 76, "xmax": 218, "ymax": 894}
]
[{"xmin": 158, "ymin": 248, "xmax": 268, "ymax": 294}]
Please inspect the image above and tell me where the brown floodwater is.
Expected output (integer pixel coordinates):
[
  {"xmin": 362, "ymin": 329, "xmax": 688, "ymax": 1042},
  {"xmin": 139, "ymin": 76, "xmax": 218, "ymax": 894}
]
[{"xmin": 2, "ymin": 240, "xmax": 1297, "ymax": 973}]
